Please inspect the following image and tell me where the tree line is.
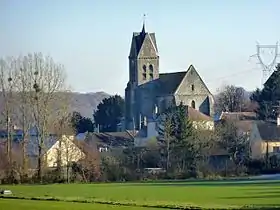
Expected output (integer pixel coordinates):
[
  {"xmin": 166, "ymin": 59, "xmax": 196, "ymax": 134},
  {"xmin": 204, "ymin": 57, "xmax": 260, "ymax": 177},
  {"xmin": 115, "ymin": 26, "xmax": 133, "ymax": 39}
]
[
  {"xmin": 70, "ymin": 94, "xmax": 125, "ymax": 134},
  {"xmin": 0, "ymin": 53, "xmax": 71, "ymax": 183}
]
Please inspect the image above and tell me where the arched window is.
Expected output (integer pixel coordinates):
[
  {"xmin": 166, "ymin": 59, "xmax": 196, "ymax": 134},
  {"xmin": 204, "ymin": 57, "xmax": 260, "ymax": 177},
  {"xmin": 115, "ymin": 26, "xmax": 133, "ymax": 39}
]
[
  {"xmin": 191, "ymin": 84, "xmax": 194, "ymax": 91},
  {"xmin": 143, "ymin": 65, "xmax": 147, "ymax": 72},
  {"xmin": 191, "ymin": 100, "xmax": 196, "ymax": 109},
  {"xmin": 149, "ymin": 65, "xmax": 154, "ymax": 80},
  {"xmin": 142, "ymin": 73, "xmax": 146, "ymax": 80},
  {"xmin": 149, "ymin": 64, "xmax": 153, "ymax": 72}
]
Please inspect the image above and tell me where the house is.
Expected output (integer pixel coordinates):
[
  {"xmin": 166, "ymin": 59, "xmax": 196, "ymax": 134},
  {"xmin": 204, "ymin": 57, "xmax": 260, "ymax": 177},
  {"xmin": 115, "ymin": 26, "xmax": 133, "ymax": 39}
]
[
  {"xmin": 217, "ymin": 111, "xmax": 257, "ymax": 138},
  {"xmin": 219, "ymin": 111, "xmax": 257, "ymax": 121},
  {"xmin": 134, "ymin": 105, "xmax": 214, "ymax": 147},
  {"xmin": 84, "ymin": 131, "xmax": 136, "ymax": 152},
  {"xmin": 45, "ymin": 135, "xmax": 85, "ymax": 168},
  {"xmin": 187, "ymin": 106, "xmax": 214, "ymax": 130},
  {"xmin": 125, "ymin": 23, "xmax": 215, "ymax": 131},
  {"xmin": 250, "ymin": 120, "xmax": 280, "ymax": 159},
  {"xmin": 23, "ymin": 134, "xmax": 85, "ymax": 169},
  {"xmin": 0, "ymin": 127, "xmax": 85, "ymax": 169}
]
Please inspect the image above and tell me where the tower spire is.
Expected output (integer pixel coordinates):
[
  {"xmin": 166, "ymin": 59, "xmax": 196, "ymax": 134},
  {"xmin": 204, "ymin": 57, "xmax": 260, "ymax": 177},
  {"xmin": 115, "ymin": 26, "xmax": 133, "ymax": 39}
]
[{"xmin": 141, "ymin": 14, "xmax": 146, "ymax": 33}]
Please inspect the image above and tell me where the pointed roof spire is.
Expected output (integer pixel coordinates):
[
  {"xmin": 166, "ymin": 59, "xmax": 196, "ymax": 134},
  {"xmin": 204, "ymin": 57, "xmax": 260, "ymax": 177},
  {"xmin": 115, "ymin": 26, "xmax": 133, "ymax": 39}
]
[{"xmin": 141, "ymin": 14, "xmax": 146, "ymax": 34}]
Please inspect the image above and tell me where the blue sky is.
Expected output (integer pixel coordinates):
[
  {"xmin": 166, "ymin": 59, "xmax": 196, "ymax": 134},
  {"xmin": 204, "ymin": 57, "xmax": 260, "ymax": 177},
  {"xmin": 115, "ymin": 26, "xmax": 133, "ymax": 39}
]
[{"xmin": 1, "ymin": 0, "xmax": 280, "ymax": 95}]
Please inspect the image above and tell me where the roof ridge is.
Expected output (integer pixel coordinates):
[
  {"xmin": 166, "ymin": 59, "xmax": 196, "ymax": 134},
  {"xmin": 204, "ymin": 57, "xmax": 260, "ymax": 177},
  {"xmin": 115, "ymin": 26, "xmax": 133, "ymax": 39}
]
[{"xmin": 159, "ymin": 71, "xmax": 187, "ymax": 75}]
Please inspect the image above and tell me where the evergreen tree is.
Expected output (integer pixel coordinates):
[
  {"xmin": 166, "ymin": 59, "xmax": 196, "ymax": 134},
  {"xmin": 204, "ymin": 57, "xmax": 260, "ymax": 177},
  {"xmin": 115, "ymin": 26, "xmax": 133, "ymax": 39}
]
[
  {"xmin": 157, "ymin": 102, "xmax": 198, "ymax": 175},
  {"xmin": 94, "ymin": 95, "xmax": 125, "ymax": 132},
  {"xmin": 251, "ymin": 64, "xmax": 280, "ymax": 120}
]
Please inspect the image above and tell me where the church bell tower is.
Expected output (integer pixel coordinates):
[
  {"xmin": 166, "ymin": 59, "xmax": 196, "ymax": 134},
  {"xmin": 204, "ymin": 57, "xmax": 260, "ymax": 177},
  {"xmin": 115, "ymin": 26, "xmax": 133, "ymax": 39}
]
[{"xmin": 125, "ymin": 18, "xmax": 159, "ymax": 130}]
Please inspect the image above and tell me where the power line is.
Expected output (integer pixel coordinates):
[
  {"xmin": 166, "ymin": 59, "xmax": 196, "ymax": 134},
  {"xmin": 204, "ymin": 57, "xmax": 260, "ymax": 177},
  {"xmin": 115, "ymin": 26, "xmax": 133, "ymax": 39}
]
[
  {"xmin": 206, "ymin": 67, "xmax": 260, "ymax": 84},
  {"xmin": 249, "ymin": 42, "xmax": 280, "ymax": 85}
]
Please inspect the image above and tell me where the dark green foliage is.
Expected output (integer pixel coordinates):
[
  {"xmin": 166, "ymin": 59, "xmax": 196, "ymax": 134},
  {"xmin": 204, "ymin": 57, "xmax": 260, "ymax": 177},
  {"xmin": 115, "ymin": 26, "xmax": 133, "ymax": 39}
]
[
  {"xmin": 71, "ymin": 111, "xmax": 94, "ymax": 134},
  {"xmin": 157, "ymin": 103, "xmax": 200, "ymax": 176},
  {"xmin": 93, "ymin": 95, "xmax": 125, "ymax": 132},
  {"xmin": 215, "ymin": 120, "xmax": 250, "ymax": 171},
  {"xmin": 158, "ymin": 102, "xmax": 193, "ymax": 139},
  {"xmin": 174, "ymin": 102, "xmax": 193, "ymax": 141},
  {"xmin": 251, "ymin": 64, "xmax": 280, "ymax": 120}
]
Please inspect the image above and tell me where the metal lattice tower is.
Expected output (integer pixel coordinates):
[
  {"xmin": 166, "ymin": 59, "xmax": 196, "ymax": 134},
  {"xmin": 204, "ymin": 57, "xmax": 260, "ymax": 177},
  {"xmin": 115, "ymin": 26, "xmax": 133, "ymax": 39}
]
[{"xmin": 250, "ymin": 42, "xmax": 280, "ymax": 85}]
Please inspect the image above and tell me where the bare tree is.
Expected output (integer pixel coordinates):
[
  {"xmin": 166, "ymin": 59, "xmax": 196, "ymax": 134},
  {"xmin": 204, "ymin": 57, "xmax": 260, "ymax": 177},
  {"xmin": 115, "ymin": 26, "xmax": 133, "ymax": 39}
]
[
  {"xmin": 0, "ymin": 53, "xmax": 70, "ymax": 183},
  {"xmin": 73, "ymin": 141, "xmax": 101, "ymax": 182},
  {"xmin": 19, "ymin": 53, "xmax": 69, "ymax": 182},
  {"xmin": 215, "ymin": 120, "xmax": 250, "ymax": 175},
  {"xmin": 52, "ymin": 110, "xmax": 76, "ymax": 183},
  {"xmin": 11, "ymin": 56, "xmax": 34, "ymax": 178},
  {"xmin": 0, "ymin": 57, "xmax": 18, "ymax": 168},
  {"xmin": 215, "ymin": 85, "xmax": 248, "ymax": 113}
]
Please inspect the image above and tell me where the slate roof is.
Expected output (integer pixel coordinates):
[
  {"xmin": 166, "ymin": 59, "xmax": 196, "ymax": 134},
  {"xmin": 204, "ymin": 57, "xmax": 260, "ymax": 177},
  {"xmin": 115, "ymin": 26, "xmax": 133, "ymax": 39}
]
[
  {"xmin": 132, "ymin": 26, "xmax": 158, "ymax": 57},
  {"xmin": 235, "ymin": 120, "xmax": 255, "ymax": 133},
  {"xmin": 220, "ymin": 112, "xmax": 257, "ymax": 121},
  {"xmin": 0, "ymin": 130, "xmax": 66, "ymax": 157},
  {"xmin": 256, "ymin": 121, "xmax": 280, "ymax": 141},
  {"xmin": 0, "ymin": 134, "xmax": 57, "ymax": 163},
  {"xmin": 151, "ymin": 65, "xmax": 210, "ymax": 96},
  {"xmin": 264, "ymin": 67, "xmax": 280, "ymax": 86},
  {"xmin": 133, "ymin": 32, "xmax": 146, "ymax": 55},
  {"xmin": 85, "ymin": 131, "xmax": 136, "ymax": 148},
  {"xmin": 25, "ymin": 135, "xmax": 58, "ymax": 156},
  {"xmin": 187, "ymin": 106, "xmax": 213, "ymax": 121},
  {"xmin": 157, "ymin": 71, "xmax": 187, "ymax": 95}
]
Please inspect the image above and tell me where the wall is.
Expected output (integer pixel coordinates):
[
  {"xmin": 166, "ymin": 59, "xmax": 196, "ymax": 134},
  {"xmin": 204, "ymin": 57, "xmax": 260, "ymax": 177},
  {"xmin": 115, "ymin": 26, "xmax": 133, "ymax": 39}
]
[
  {"xmin": 192, "ymin": 121, "xmax": 214, "ymax": 130},
  {"xmin": 156, "ymin": 95, "xmax": 175, "ymax": 113},
  {"xmin": 46, "ymin": 135, "xmax": 85, "ymax": 168},
  {"xmin": 249, "ymin": 123, "xmax": 263, "ymax": 159},
  {"xmin": 136, "ymin": 34, "xmax": 159, "ymax": 86},
  {"xmin": 261, "ymin": 141, "xmax": 280, "ymax": 155},
  {"xmin": 249, "ymin": 124, "xmax": 280, "ymax": 159},
  {"xmin": 174, "ymin": 66, "xmax": 214, "ymax": 116}
]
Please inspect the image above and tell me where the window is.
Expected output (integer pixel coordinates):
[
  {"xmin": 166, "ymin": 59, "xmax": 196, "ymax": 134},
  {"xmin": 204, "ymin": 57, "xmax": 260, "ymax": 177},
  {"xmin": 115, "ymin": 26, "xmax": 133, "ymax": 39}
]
[
  {"xmin": 273, "ymin": 146, "xmax": 280, "ymax": 153},
  {"xmin": 191, "ymin": 100, "xmax": 195, "ymax": 109},
  {"xmin": 142, "ymin": 73, "xmax": 147, "ymax": 80},
  {"xmin": 149, "ymin": 64, "xmax": 153, "ymax": 72},
  {"xmin": 150, "ymin": 73, "xmax": 153, "ymax": 80},
  {"xmin": 143, "ymin": 65, "xmax": 147, "ymax": 72},
  {"xmin": 191, "ymin": 84, "xmax": 194, "ymax": 91}
]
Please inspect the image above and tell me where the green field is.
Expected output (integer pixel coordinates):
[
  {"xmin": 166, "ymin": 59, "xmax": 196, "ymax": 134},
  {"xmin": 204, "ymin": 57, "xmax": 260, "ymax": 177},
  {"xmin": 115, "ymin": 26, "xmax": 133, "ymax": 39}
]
[
  {"xmin": 0, "ymin": 199, "xmax": 161, "ymax": 210},
  {"xmin": 1, "ymin": 180, "xmax": 280, "ymax": 209}
]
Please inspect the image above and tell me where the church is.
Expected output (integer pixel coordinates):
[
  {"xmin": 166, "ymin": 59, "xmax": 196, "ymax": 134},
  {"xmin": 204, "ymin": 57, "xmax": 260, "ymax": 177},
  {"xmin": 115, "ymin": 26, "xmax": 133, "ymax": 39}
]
[{"xmin": 125, "ymin": 23, "xmax": 215, "ymax": 130}]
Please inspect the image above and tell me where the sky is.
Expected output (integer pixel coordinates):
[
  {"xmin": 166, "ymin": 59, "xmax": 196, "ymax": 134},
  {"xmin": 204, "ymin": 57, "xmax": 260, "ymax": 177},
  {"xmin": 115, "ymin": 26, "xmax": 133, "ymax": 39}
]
[{"xmin": 1, "ymin": 0, "xmax": 280, "ymax": 95}]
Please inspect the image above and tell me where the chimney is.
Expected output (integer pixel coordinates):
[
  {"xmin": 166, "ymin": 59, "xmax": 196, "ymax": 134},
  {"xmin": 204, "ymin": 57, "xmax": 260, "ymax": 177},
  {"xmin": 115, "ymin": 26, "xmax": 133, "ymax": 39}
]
[{"xmin": 277, "ymin": 114, "xmax": 280, "ymax": 126}]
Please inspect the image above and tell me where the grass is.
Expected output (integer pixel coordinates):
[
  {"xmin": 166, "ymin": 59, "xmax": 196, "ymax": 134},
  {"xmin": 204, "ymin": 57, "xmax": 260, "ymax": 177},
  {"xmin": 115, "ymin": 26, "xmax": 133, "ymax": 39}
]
[
  {"xmin": 1, "ymin": 179, "xmax": 280, "ymax": 209},
  {"xmin": 0, "ymin": 199, "xmax": 161, "ymax": 210}
]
